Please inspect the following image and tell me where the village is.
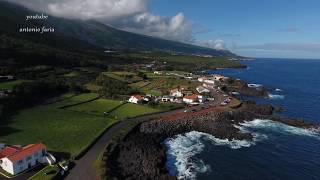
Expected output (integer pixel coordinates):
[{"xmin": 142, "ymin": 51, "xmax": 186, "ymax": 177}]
[{"xmin": 127, "ymin": 71, "xmax": 236, "ymax": 108}]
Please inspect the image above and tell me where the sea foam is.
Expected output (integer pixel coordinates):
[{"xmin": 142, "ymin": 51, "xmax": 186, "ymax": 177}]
[
  {"xmin": 268, "ymin": 93, "xmax": 285, "ymax": 99},
  {"xmin": 164, "ymin": 131, "xmax": 256, "ymax": 179},
  {"xmin": 240, "ymin": 119, "xmax": 320, "ymax": 138}
]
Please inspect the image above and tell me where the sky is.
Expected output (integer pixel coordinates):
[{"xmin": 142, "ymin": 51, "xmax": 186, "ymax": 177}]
[{"xmin": 7, "ymin": 0, "xmax": 320, "ymax": 59}]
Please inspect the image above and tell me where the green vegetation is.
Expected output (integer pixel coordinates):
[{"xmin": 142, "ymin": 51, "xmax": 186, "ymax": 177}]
[
  {"xmin": 0, "ymin": 80, "xmax": 26, "ymax": 90},
  {"xmin": 29, "ymin": 165, "xmax": 60, "ymax": 180},
  {"xmin": 0, "ymin": 93, "xmax": 116, "ymax": 158},
  {"xmin": 110, "ymin": 103, "xmax": 160, "ymax": 119},
  {"xmin": 67, "ymin": 99, "xmax": 123, "ymax": 116},
  {"xmin": 94, "ymin": 120, "xmax": 141, "ymax": 179}
]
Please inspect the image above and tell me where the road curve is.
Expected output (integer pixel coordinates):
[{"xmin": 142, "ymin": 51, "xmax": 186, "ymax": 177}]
[{"xmin": 65, "ymin": 109, "xmax": 184, "ymax": 180}]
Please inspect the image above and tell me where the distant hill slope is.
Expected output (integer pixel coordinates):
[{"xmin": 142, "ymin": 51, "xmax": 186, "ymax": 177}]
[{"xmin": 0, "ymin": 1, "xmax": 237, "ymax": 57}]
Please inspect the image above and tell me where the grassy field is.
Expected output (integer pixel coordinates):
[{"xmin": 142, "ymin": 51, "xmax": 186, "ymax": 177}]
[
  {"xmin": 29, "ymin": 165, "xmax": 60, "ymax": 180},
  {"xmin": 67, "ymin": 99, "xmax": 123, "ymax": 116},
  {"xmin": 110, "ymin": 103, "xmax": 160, "ymax": 119},
  {"xmin": 103, "ymin": 72, "xmax": 142, "ymax": 83},
  {"xmin": 0, "ymin": 93, "xmax": 115, "ymax": 158},
  {"xmin": 0, "ymin": 80, "xmax": 26, "ymax": 90},
  {"xmin": 52, "ymin": 93, "xmax": 99, "ymax": 108}
]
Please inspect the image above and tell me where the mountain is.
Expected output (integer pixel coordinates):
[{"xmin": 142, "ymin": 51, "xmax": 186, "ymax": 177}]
[{"xmin": 0, "ymin": 1, "xmax": 237, "ymax": 57}]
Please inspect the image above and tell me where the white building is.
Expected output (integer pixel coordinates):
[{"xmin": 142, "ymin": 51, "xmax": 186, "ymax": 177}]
[
  {"xmin": 183, "ymin": 94, "xmax": 206, "ymax": 104},
  {"xmin": 0, "ymin": 143, "xmax": 54, "ymax": 175},
  {"xmin": 128, "ymin": 95, "xmax": 144, "ymax": 104},
  {"xmin": 196, "ymin": 86, "xmax": 211, "ymax": 94},
  {"xmin": 153, "ymin": 71, "xmax": 163, "ymax": 75},
  {"xmin": 170, "ymin": 89, "xmax": 183, "ymax": 98},
  {"xmin": 162, "ymin": 96, "xmax": 175, "ymax": 102},
  {"xmin": 203, "ymin": 79, "xmax": 216, "ymax": 85}
]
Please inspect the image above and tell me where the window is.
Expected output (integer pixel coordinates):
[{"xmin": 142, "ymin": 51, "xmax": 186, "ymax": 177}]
[{"xmin": 18, "ymin": 160, "xmax": 23, "ymax": 165}]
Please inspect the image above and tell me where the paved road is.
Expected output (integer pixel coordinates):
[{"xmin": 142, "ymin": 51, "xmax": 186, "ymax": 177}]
[{"xmin": 65, "ymin": 109, "xmax": 184, "ymax": 180}]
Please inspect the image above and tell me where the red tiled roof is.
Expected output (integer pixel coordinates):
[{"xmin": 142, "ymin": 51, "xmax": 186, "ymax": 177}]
[
  {"xmin": 0, "ymin": 143, "xmax": 46, "ymax": 162},
  {"xmin": 184, "ymin": 94, "xmax": 199, "ymax": 100},
  {"xmin": 0, "ymin": 147, "xmax": 19, "ymax": 159},
  {"xmin": 132, "ymin": 95, "xmax": 144, "ymax": 100}
]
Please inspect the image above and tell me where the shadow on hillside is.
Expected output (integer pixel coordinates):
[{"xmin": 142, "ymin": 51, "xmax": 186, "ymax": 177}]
[{"xmin": 0, "ymin": 126, "xmax": 20, "ymax": 138}]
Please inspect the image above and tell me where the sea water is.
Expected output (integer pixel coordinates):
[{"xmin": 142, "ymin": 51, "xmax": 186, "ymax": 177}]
[{"xmin": 165, "ymin": 59, "xmax": 320, "ymax": 180}]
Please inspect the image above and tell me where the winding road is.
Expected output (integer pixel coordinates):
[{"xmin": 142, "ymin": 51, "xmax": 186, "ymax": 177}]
[{"xmin": 65, "ymin": 109, "xmax": 184, "ymax": 180}]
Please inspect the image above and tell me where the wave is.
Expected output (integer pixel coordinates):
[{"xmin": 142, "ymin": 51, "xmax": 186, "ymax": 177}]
[
  {"xmin": 240, "ymin": 119, "xmax": 320, "ymax": 138},
  {"xmin": 248, "ymin": 83, "xmax": 263, "ymax": 88},
  {"xmin": 164, "ymin": 131, "xmax": 257, "ymax": 179},
  {"xmin": 275, "ymin": 88, "xmax": 282, "ymax": 92},
  {"xmin": 268, "ymin": 93, "xmax": 285, "ymax": 99}
]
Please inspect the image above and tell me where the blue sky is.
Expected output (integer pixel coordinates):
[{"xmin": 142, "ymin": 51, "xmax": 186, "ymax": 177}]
[{"xmin": 149, "ymin": 0, "xmax": 320, "ymax": 59}]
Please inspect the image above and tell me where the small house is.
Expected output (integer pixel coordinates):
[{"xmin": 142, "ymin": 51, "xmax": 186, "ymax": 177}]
[
  {"xmin": 162, "ymin": 95, "xmax": 175, "ymax": 102},
  {"xmin": 183, "ymin": 94, "xmax": 205, "ymax": 104},
  {"xmin": 196, "ymin": 86, "xmax": 211, "ymax": 94},
  {"xmin": 170, "ymin": 89, "xmax": 183, "ymax": 98},
  {"xmin": 128, "ymin": 95, "xmax": 144, "ymax": 104}
]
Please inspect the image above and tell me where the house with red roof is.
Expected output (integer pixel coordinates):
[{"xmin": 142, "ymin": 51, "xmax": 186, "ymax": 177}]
[
  {"xmin": 0, "ymin": 143, "xmax": 53, "ymax": 175},
  {"xmin": 128, "ymin": 95, "xmax": 144, "ymax": 104},
  {"xmin": 183, "ymin": 94, "xmax": 206, "ymax": 105}
]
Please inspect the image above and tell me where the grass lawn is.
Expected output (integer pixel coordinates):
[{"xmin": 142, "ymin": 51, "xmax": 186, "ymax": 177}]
[
  {"xmin": 129, "ymin": 81, "xmax": 150, "ymax": 88},
  {"xmin": 0, "ymin": 93, "xmax": 116, "ymax": 158},
  {"xmin": 0, "ymin": 80, "xmax": 26, "ymax": 90},
  {"xmin": 53, "ymin": 93, "xmax": 99, "ymax": 108},
  {"xmin": 67, "ymin": 99, "xmax": 123, "ymax": 116},
  {"xmin": 29, "ymin": 165, "xmax": 60, "ymax": 180},
  {"xmin": 110, "ymin": 103, "xmax": 160, "ymax": 119}
]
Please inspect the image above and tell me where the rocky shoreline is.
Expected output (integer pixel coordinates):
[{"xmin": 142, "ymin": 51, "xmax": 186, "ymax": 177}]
[{"xmin": 103, "ymin": 101, "xmax": 319, "ymax": 179}]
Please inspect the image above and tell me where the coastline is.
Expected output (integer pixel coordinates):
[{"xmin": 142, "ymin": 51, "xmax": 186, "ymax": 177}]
[{"xmin": 102, "ymin": 101, "xmax": 319, "ymax": 179}]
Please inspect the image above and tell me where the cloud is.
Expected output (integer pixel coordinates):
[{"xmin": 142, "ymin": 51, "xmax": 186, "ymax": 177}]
[
  {"xmin": 236, "ymin": 43, "xmax": 320, "ymax": 53},
  {"xmin": 197, "ymin": 39, "xmax": 227, "ymax": 50},
  {"xmin": 8, "ymin": 0, "xmax": 148, "ymax": 21},
  {"xmin": 115, "ymin": 12, "xmax": 195, "ymax": 42}
]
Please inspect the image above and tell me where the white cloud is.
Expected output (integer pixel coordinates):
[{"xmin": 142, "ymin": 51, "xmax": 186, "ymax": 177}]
[
  {"xmin": 117, "ymin": 12, "xmax": 194, "ymax": 42},
  {"xmin": 197, "ymin": 39, "xmax": 227, "ymax": 50},
  {"xmin": 8, "ymin": 0, "xmax": 148, "ymax": 20}
]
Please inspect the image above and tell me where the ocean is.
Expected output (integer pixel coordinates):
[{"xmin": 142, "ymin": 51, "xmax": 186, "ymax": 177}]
[{"xmin": 165, "ymin": 59, "xmax": 320, "ymax": 180}]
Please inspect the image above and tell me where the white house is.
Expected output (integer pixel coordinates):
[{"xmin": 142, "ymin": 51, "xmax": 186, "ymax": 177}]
[
  {"xmin": 183, "ymin": 94, "xmax": 205, "ymax": 104},
  {"xmin": 170, "ymin": 89, "xmax": 183, "ymax": 98},
  {"xmin": 153, "ymin": 71, "xmax": 163, "ymax": 75},
  {"xmin": 0, "ymin": 143, "xmax": 54, "ymax": 175},
  {"xmin": 196, "ymin": 86, "xmax": 211, "ymax": 94},
  {"xmin": 162, "ymin": 96, "xmax": 175, "ymax": 102},
  {"xmin": 197, "ymin": 77, "xmax": 206, "ymax": 83},
  {"xmin": 128, "ymin": 95, "xmax": 144, "ymax": 104},
  {"xmin": 204, "ymin": 78, "xmax": 216, "ymax": 85}
]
